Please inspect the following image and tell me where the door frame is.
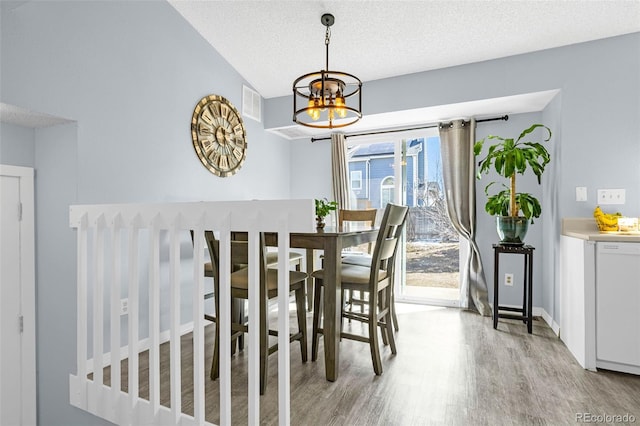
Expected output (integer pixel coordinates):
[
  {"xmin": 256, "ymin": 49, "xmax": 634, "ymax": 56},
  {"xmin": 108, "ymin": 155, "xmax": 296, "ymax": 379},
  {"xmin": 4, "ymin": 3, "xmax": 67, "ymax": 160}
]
[{"xmin": 0, "ymin": 164, "xmax": 36, "ymax": 425}]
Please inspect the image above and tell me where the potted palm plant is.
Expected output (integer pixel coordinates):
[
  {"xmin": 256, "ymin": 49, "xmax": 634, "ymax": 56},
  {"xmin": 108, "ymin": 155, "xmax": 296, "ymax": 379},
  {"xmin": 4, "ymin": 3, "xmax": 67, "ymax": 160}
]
[
  {"xmin": 474, "ymin": 123, "xmax": 552, "ymax": 245},
  {"xmin": 315, "ymin": 198, "xmax": 338, "ymax": 229}
]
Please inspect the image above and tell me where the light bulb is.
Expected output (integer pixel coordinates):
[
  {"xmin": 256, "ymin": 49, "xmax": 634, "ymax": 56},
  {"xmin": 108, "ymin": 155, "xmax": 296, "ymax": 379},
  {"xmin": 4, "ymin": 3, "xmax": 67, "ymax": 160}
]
[
  {"xmin": 306, "ymin": 97, "xmax": 317, "ymax": 118},
  {"xmin": 311, "ymin": 107, "xmax": 320, "ymax": 121},
  {"xmin": 335, "ymin": 96, "xmax": 347, "ymax": 118}
]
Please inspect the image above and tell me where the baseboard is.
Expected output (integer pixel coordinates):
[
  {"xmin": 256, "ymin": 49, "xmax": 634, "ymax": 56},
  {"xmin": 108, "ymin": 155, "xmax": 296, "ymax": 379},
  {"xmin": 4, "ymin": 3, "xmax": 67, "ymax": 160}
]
[
  {"xmin": 86, "ymin": 321, "xmax": 199, "ymax": 372},
  {"xmin": 539, "ymin": 308, "xmax": 560, "ymax": 336}
]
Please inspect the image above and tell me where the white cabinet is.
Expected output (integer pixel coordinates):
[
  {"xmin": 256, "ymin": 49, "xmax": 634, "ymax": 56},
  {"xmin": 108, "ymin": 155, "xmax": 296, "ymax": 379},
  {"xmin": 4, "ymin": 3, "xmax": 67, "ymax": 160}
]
[
  {"xmin": 559, "ymin": 236, "xmax": 596, "ymax": 369},
  {"xmin": 595, "ymin": 242, "xmax": 640, "ymax": 374},
  {"xmin": 560, "ymin": 218, "xmax": 640, "ymax": 375}
]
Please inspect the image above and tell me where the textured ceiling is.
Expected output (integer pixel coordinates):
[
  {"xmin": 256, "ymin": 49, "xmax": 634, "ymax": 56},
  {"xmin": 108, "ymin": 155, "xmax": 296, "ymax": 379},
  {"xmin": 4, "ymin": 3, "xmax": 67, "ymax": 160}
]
[{"xmin": 169, "ymin": 0, "xmax": 640, "ymax": 99}]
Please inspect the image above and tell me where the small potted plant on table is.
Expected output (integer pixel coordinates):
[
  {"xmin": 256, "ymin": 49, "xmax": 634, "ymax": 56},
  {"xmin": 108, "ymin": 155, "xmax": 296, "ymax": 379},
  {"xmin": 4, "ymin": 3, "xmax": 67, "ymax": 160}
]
[
  {"xmin": 475, "ymin": 123, "xmax": 552, "ymax": 245},
  {"xmin": 315, "ymin": 198, "xmax": 338, "ymax": 229}
]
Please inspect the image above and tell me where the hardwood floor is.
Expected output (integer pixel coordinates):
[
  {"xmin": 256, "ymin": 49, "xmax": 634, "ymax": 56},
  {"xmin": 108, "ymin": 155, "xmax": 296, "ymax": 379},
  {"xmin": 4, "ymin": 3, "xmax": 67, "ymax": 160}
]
[{"xmin": 105, "ymin": 304, "xmax": 640, "ymax": 425}]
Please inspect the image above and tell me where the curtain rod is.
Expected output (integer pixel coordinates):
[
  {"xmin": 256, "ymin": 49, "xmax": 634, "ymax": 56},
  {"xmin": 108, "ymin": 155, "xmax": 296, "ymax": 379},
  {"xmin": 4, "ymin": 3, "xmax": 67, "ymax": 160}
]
[{"xmin": 309, "ymin": 114, "xmax": 509, "ymax": 143}]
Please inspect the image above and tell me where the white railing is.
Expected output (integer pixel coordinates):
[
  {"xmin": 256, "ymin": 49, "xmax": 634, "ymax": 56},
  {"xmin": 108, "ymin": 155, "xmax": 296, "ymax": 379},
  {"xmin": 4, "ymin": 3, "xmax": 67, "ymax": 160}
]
[{"xmin": 68, "ymin": 200, "xmax": 315, "ymax": 425}]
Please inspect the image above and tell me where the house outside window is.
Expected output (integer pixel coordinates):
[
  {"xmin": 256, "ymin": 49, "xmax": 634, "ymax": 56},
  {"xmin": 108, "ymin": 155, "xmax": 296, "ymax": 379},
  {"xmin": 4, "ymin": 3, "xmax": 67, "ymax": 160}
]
[{"xmin": 347, "ymin": 140, "xmax": 421, "ymax": 208}]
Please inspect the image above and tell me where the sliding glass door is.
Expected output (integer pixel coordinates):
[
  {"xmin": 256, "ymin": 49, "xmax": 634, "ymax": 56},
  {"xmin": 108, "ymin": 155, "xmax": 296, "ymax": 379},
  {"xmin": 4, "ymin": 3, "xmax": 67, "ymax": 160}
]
[{"xmin": 346, "ymin": 130, "xmax": 461, "ymax": 307}]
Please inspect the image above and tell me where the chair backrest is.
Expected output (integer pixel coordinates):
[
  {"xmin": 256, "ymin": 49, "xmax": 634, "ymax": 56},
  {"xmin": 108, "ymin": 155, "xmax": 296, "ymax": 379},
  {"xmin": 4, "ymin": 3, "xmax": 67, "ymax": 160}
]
[
  {"xmin": 338, "ymin": 209, "xmax": 377, "ymax": 227},
  {"xmin": 338, "ymin": 208, "xmax": 378, "ymax": 253},
  {"xmin": 229, "ymin": 237, "xmax": 268, "ymax": 275},
  {"xmin": 369, "ymin": 203, "xmax": 409, "ymax": 285},
  {"xmin": 204, "ymin": 231, "xmax": 267, "ymax": 280}
]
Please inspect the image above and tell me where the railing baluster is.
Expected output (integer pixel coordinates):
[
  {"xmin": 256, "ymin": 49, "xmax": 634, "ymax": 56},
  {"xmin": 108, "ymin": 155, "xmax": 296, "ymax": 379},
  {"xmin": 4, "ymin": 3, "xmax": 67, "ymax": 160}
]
[
  {"xmin": 110, "ymin": 214, "xmax": 123, "ymax": 419},
  {"xmin": 169, "ymin": 221, "xmax": 181, "ymax": 423},
  {"xmin": 277, "ymin": 221, "xmax": 291, "ymax": 426},
  {"xmin": 191, "ymin": 223, "xmax": 205, "ymax": 425},
  {"xmin": 246, "ymin": 226, "xmax": 261, "ymax": 426},
  {"xmin": 127, "ymin": 216, "xmax": 141, "ymax": 424},
  {"xmin": 218, "ymin": 227, "xmax": 232, "ymax": 426},
  {"xmin": 85, "ymin": 214, "xmax": 105, "ymax": 417},
  {"xmin": 148, "ymin": 216, "xmax": 161, "ymax": 417},
  {"xmin": 93, "ymin": 214, "xmax": 106, "ymax": 398},
  {"xmin": 76, "ymin": 213, "xmax": 88, "ymax": 408}
]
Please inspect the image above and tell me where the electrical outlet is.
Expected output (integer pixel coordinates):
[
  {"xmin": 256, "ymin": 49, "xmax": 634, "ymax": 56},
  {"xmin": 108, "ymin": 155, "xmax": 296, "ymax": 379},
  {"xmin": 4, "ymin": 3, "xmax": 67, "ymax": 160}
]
[
  {"xmin": 120, "ymin": 298, "xmax": 128, "ymax": 316},
  {"xmin": 597, "ymin": 189, "xmax": 625, "ymax": 205},
  {"xmin": 504, "ymin": 273, "xmax": 514, "ymax": 287}
]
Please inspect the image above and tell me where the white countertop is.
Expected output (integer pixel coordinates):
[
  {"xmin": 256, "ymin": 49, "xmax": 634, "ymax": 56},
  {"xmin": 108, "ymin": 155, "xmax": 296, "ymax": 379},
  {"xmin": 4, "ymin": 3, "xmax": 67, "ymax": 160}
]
[{"xmin": 562, "ymin": 218, "xmax": 640, "ymax": 242}]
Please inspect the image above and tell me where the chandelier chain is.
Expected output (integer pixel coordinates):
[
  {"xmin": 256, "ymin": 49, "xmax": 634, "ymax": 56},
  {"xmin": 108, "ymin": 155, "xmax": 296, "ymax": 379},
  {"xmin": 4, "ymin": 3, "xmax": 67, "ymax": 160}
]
[{"xmin": 324, "ymin": 26, "xmax": 331, "ymax": 70}]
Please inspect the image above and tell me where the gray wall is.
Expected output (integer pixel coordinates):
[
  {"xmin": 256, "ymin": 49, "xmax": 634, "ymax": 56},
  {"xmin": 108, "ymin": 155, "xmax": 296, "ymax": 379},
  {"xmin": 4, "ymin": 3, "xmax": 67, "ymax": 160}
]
[
  {"xmin": 2, "ymin": 0, "xmax": 292, "ymax": 205},
  {"xmin": 34, "ymin": 123, "xmax": 83, "ymax": 425},
  {"xmin": 0, "ymin": 122, "xmax": 35, "ymax": 167},
  {"xmin": 1, "ymin": 1, "xmax": 292, "ymax": 424}
]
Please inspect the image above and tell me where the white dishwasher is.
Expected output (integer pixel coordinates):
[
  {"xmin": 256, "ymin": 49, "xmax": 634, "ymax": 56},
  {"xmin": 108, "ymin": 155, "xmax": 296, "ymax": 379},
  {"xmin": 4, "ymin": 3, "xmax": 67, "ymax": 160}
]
[{"xmin": 596, "ymin": 241, "xmax": 640, "ymax": 374}]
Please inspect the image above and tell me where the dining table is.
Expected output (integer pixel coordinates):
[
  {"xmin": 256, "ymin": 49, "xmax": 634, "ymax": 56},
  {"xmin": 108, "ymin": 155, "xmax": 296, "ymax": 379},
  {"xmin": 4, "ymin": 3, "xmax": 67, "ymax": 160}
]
[{"xmin": 260, "ymin": 225, "xmax": 379, "ymax": 382}]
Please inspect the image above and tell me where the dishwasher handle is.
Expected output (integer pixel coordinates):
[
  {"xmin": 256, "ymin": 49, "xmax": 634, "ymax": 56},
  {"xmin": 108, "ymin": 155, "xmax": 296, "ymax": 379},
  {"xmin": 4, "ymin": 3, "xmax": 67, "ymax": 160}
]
[{"xmin": 598, "ymin": 242, "xmax": 640, "ymax": 255}]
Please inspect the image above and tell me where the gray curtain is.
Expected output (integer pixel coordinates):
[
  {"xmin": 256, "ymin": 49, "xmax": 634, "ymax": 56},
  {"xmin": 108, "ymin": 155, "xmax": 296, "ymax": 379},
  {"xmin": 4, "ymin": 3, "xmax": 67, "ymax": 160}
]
[
  {"xmin": 330, "ymin": 133, "xmax": 350, "ymax": 210},
  {"xmin": 439, "ymin": 119, "xmax": 491, "ymax": 315}
]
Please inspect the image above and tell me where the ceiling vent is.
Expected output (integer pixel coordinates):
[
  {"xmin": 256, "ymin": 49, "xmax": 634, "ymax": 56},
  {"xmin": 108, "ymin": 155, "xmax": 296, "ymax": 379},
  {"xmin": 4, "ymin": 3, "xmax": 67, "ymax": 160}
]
[
  {"xmin": 242, "ymin": 85, "xmax": 261, "ymax": 123},
  {"xmin": 267, "ymin": 126, "xmax": 318, "ymax": 140}
]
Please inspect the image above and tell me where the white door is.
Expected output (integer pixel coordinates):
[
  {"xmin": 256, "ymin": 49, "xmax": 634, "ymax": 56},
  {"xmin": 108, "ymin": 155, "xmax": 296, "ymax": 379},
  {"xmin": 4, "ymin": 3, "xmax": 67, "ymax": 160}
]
[{"xmin": 0, "ymin": 165, "xmax": 36, "ymax": 426}]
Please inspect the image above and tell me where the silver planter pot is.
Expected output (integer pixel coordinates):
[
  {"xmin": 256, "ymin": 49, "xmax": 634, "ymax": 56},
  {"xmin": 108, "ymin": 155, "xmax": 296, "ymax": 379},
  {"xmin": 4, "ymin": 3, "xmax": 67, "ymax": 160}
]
[{"xmin": 496, "ymin": 216, "xmax": 529, "ymax": 245}]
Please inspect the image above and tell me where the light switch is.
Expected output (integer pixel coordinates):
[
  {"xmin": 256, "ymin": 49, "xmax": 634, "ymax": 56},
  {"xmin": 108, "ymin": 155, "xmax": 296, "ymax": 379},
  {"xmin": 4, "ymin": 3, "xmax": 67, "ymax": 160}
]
[{"xmin": 576, "ymin": 187, "xmax": 587, "ymax": 202}]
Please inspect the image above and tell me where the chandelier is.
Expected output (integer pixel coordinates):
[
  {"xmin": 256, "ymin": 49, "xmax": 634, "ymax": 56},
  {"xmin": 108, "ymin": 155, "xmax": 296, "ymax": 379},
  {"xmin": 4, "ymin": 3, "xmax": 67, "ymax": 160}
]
[{"xmin": 292, "ymin": 13, "xmax": 362, "ymax": 129}]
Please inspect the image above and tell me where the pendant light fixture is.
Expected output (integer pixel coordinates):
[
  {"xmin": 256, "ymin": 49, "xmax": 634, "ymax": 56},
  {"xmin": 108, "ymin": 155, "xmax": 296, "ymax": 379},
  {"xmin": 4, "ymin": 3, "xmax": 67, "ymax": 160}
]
[{"xmin": 292, "ymin": 13, "xmax": 362, "ymax": 129}]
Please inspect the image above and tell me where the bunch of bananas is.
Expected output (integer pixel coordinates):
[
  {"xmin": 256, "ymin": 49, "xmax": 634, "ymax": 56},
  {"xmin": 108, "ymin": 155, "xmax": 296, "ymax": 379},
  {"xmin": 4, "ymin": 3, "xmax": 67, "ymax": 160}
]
[{"xmin": 594, "ymin": 205, "xmax": 622, "ymax": 231}]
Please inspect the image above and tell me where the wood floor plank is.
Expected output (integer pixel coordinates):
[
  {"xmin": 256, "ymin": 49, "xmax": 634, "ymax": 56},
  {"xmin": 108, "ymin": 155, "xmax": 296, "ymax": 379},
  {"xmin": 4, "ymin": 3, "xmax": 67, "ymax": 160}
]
[{"xmin": 101, "ymin": 304, "xmax": 640, "ymax": 425}]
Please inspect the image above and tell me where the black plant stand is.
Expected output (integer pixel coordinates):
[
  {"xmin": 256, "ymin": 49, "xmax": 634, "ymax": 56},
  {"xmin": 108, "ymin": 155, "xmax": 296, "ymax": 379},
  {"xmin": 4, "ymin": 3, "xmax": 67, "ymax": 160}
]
[{"xmin": 492, "ymin": 244, "xmax": 534, "ymax": 334}]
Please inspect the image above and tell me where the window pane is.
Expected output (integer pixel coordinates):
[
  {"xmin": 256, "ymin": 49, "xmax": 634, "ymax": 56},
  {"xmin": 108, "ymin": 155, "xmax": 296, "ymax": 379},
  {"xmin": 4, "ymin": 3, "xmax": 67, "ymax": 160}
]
[{"xmin": 346, "ymin": 136, "xmax": 460, "ymax": 306}]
